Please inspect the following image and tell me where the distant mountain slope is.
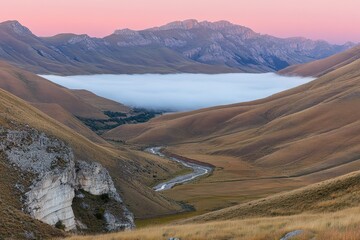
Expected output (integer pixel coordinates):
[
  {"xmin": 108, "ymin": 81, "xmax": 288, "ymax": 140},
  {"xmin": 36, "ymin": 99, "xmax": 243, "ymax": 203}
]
[
  {"xmin": 108, "ymin": 19, "xmax": 354, "ymax": 72},
  {"xmin": 280, "ymin": 44, "xmax": 360, "ymax": 76},
  {"xmin": 0, "ymin": 20, "xmax": 353, "ymax": 74}
]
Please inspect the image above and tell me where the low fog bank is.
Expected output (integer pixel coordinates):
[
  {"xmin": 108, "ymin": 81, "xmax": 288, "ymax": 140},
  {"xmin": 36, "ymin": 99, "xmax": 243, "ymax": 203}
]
[{"xmin": 41, "ymin": 73, "xmax": 314, "ymax": 112}]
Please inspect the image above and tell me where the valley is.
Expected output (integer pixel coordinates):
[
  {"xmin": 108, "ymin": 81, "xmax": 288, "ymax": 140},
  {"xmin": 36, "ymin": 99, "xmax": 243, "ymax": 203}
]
[
  {"xmin": 0, "ymin": 4, "xmax": 359, "ymax": 239},
  {"xmin": 102, "ymin": 45, "xmax": 360, "ymax": 227},
  {"xmin": 0, "ymin": 44, "xmax": 357, "ymax": 238},
  {"xmin": 0, "ymin": 45, "xmax": 359, "ymax": 238}
]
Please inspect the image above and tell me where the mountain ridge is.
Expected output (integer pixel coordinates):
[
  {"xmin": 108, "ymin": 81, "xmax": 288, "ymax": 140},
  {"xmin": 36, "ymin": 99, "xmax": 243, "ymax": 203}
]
[{"xmin": 0, "ymin": 19, "xmax": 355, "ymax": 75}]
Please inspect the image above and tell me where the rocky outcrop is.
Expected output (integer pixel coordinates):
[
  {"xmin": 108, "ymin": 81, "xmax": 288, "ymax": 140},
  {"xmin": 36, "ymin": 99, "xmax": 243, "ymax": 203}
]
[
  {"xmin": 280, "ymin": 230, "xmax": 304, "ymax": 240},
  {"xmin": 104, "ymin": 211, "xmax": 134, "ymax": 232},
  {"xmin": 0, "ymin": 128, "xmax": 77, "ymax": 230},
  {"xmin": 0, "ymin": 127, "xmax": 134, "ymax": 232},
  {"xmin": 68, "ymin": 35, "xmax": 101, "ymax": 50},
  {"xmin": 76, "ymin": 160, "xmax": 122, "ymax": 202},
  {"xmin": 75, "ymin": 160, "xmax": 135, "ymax": 231},
  {"xmin": 7, "ymin": 20, "xmax": 33, "ymax": 36},
  {"xmin": 25, "ymin": 170, "xmax": 77, "ymax": 230}
]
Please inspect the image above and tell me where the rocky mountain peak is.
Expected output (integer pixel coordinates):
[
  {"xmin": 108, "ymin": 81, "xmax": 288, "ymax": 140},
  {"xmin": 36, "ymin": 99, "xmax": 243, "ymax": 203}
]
[
  {"xmin": 200, "ymin": 20, "xmax": 234, "ymax": 29},
  {"xmin": 153, "ymin": 19, "xmax": 200, "ymax": 31},
  {"xmin": 113, "ymin": 28, "xmax": 140, "ymax": 36},
  {"xmin": 343, "ymin": 41, "xmax": 358, "ymax": 48},
  {"xmin": 67, "ymin": 34, "xmax": 99, "ymax": 50},
  {"xmin": 1, "ymin": 20, "xmax": 33, "ymax": 36},
  {"xmin": 147, "ymin": 19, "xmax": 255, "ymax": 38},
  {"xmin": 68, "ymin": 34, "xmax": 90, "ymax": 43},
  {"xmin": 182, "ymin": 19, "xmax": 200, "ymax": 29}
]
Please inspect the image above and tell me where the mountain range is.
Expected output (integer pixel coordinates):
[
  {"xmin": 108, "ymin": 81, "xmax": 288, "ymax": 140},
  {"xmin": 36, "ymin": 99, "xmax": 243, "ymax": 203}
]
[{"xmin": 0, "ymin": 19, "xmax": 355, "ymax": 75}]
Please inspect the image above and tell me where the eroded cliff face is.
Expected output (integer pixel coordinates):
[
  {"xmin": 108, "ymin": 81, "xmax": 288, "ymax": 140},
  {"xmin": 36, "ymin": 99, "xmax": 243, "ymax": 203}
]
[
  {"xmin": 0, "ymin": 127, "xmax": 134, "ymax": 232},
  {"xmin": 26, "ymin": 170, "xmax": 77, "ymax": 230},
  {"xmin": 76, "ymin": 160, "xmax": 122, "ymax": 202}
]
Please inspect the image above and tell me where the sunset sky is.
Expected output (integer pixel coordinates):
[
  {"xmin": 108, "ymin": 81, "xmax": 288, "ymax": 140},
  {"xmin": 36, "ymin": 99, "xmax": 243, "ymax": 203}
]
[{"xmin": 1, "ymin": 0, "xmax": 359, "ymax": 44}]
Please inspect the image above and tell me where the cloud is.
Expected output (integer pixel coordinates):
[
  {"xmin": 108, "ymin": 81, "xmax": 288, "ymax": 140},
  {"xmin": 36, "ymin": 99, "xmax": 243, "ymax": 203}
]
[{"xmin": 41, "ymin": 73, "xmax": 313, "ymax": 112}]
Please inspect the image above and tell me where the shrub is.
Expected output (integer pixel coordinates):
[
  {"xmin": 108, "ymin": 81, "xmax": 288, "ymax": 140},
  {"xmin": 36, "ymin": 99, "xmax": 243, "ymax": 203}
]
[{"xmin": 55, "ymin": 220, "xmax": 66, "ymax": 230}]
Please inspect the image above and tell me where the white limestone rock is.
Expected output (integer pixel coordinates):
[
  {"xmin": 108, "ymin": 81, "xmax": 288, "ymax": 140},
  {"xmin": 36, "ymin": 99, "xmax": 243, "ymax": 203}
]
[
  {"xmin": 25, "ymin": 171, "xmax": 77, "ymax": 230},
  {"xmin": 0, "ymin": 128, "xmax": 134, "ymax": 232},
  {"xmin": 76, "ymin": 160, "xmax": 122, "ymax": 202},
  {"xmin": 0, "ymin": 128, "xmax": 77, "ymax": 230}
]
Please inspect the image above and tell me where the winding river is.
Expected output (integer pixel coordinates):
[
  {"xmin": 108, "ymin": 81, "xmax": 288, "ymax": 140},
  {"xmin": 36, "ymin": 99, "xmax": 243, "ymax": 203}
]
[{"xmin": 146, "ymin": 147, "xmax": 213, "ymax": 191}]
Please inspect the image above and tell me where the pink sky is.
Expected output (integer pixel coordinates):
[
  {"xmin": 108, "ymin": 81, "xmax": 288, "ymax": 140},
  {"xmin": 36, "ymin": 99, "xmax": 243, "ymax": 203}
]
[{"xmin": 1, "ymin": 0, "xmax": 359, "ymax": 44}]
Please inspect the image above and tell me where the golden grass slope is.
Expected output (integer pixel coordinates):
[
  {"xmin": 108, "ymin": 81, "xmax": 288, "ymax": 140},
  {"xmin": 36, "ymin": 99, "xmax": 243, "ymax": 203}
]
[
  {"xmin": 71, "ymin": 89, "xmax": 131, "ymax": 113},
  {"xmin": 279, "ymin": 44, "xmax": 360, "ymax": 77},
  {"xmin": 0, "ymin": 61, "xmax": 130, "ymax": 143},
  {"xmin": 0, "ymin": 61, "xmax": 108, "ymax": 119},
  {"xmin": 66, "ymin": 208, "xmax": 360, "ymax": 240},
  {"xmin": 30, "ymin": 102, "xmax": 108, "ymax": 144},
  {"xmin": 182, "ymin": 170, "xmax": 360, "ymax": 223}
]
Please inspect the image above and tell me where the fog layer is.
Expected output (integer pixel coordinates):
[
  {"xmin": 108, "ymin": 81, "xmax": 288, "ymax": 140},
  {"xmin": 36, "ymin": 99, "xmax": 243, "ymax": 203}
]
[{"xmin": 41, "ymin": 73, "xmax": 313, "ymax": 111}]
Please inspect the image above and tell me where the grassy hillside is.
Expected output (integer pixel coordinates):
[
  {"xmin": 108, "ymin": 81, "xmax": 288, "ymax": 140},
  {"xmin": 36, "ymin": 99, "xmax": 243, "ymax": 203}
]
[
  {"xmin": 0, "ymin": 61, "xmax": 108, "ymax": 119},
  {"xmin": 182, "ymin": 170, "xmax": 360, "ymax": 223},
  {"xmin": 71, "ymin": 89, "xmax": 131, "ymax": 113},
  {"xmin": 0, "ymin": 61, "xmax": 146, "ymax": 143},
  {"xmin": 65, "ymin": 209, "xmax": 360, "ymax": 240},
  {"xmin": 0, "ymin": 61, "xmax": 114, "ymax": 144},
  {"xmin": 30, "ymin": 102, "xmax": 108, "ymax": 144},
  {"xmin": 104, "ymin": 46, "xmax": 360, "ymax": 213}
]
